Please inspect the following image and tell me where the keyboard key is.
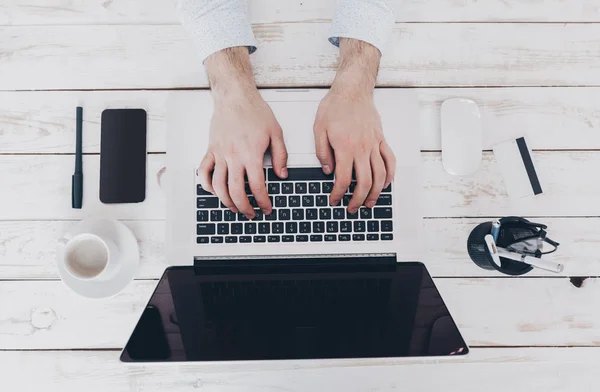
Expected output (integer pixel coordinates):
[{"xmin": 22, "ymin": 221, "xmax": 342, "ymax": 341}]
[
  {"xmin": 382, "ymin": 233, "xmax": 394, "ymax": 241},
  {"xmin": 302, "ymin": 195, "xmax": 315, "ymax": 207},
  {"xmin": 286, "ymin": 222, "xmax": 298, "ymax": 233},
  {"xmin": 322, "ymin": 182, "xmax": 334, "ymax": 194},
  {"xmin": 340, "ymin": 221, "xmax": 352, "ymax": 232},
  {"xmin": 282, "ymin": 235, "xmax": 295, "ymax": 242},
  {"xmin": 197, "ymin": 224, "xmax": 216, "ymax": 235},
  {"xmin": 292, "ymin": 209, "xmax": 304, "ymax": 220},
  {"xmin": 275, "ymin": 196, "xmax": 287, "ymax": 207},
  {"xmin": 295, "ymin": 183, "xmax": 307, "ymax": 194},
  {"xmin": 296, "ymin": 235, "xmax": 309, "ymax": 242},
  {"xmin": 342, "ymin": 195, "xmax": 352, "ymax": 206},
  {"xmin": 309, "ymin": 183, "xmax": 321, "ymax": 194},
  {"xmin": 333, "ymin": 208, "xmax": 345, "ymax": 219},
  {"xmin": 238, "ymin": 213, "xmax": 249, "ymax": 221},
  {"xmin": 197, "ymin": 197, "xmax": 218, "ymax": 209},
  {"xmin": 211, "ymin": 236, "xmax": 224, "ymax": 243},
  {"xmin": 381, "ymin": 220, "xmax": 394, "ymax": 232},
  {"xmin": 325, "ymin": 234, "xmax": 337, "ymax": 241},
  {"xmin": 253, "ymin": 236, "xmax": 266, "ymax": 243},
  {"xmin": 217, "ymin": 223, "xmax": 229, "ymax": 235},
  {"xmin": 197, "ymin": 210, "xmax": 209, "ymax": 222},
  {"xmin": 268, "ymin": 183, "xmax": 280, "ymax": 194},
  {"xmin": 310, "ymin": 234, "xmax": 323, "ymax": 242},
  {"xmin": 376, "ymin": 194, "xmax": 392, "ymax": 205},
  {"xmin": 239, "ymin": 236, "xmax": 252, "ymax": 243},
  {"xmin": 279, "ymin": 209, "xmax": 291, "ymax": 220},
  {"xmin": 360, "ymin": 208, "xmax": 372, "ymax": 219},
  {"xmin": 252, "ymin": 210, "xmax": 263, "ymax": 221},
  {"xmin": 289, "ymin": 196, "xmax": 301, "ymax": 207},
  {"xmin": 319, "ymin": 208, "xmax": 332, "ymax": 220},
  {"xmin": 348, "ymin": 182, "xmax": 357, "ymax": 194},
  {"xmin": 268, "ymin": 235, "xmax": 280, "ymax": 242},
  {"xmin": 352, "ymin": 234, "xmax": 365, "ymax": 241},
  {"xmin": 245, "ymin": 183, "xmax": 252, "ymax": 195},
  {"xmin": 265, "ymin": 210, "xmax": 277, "ymax": 221},
  {"xmin": 210, "ymin": 210, "xmax": 222, "ymax": 221},
  {"xmin": 353, "ymin": 221, "xmax": 366, "ymax": 232},
  {"xmin": 316, "ymin": 195, "xmax": 328, "ymax": 206},
  {"xmin": 300, "ymin": 222, "xmax": 311, "ymax": 233},
  {"xmin": 196, "ymin": 236, "xmax": 209, "ymax": 244},
  {"xmin": 197, "ymin": 184, "xmax": 212, "ymax": 196},
  {"xmin": 268, "ymin": 167, "xmax": 334, "ymax": 181},
  {"xmin": 231, "ymin": 223, "xmax": 243, "ymax": 234},
  {"xmin": 225, "ymin": 236, "xmax": 238, "ymax": 243},
  {"xmin": 259, "ymin": 223, "xmax": 270, "ymax": 234},
  {"xmin": 374, "ymin": 207, "xmax": 393, "ymax": 219},
  {"xmin": 367, "ymin": 221, "xmax": 379, "ymax": 232},
  {"xmin": 306, "ymin": 208, "xmax": 318, "ymax": 220},
  {"xmin": 327, "ymin": 221, "xmax": 339, "ymax": 233},
  {"xmin": 282, "ymin": 183, "xmax": 294, "ymax": 194},
  {"xmin": 248, "ymin": 196, "xmax": 258, "ymax": 208},
  {"xmin": 347, "ymin": 210, "xmax": 359, "ymax": 220},
  {"xmin": 367, "ymin": 234, "xmax": 379, "ymax": 241},
  {"xmin": 220, "ymin": 202, "xmax": 227, "ymax": 209},
  {"xmin": 224, "ymin": 210, "xmax": 236, "ymax": 221},
  {"xmin": 339, "ymin": 234, "xmax": 351, "ymax": 241},
  {"xmin": 244, "ymin": 222, "xmax": 257, "ymax": 234},
  {"xmin": 313, "ymin": 221, "xmax": 325, "ymax": 233},
  {"xmin": 382, "ymin": 183, "xmax": 392, "ymax": 193},
  {"xmin": 272, "ymin": 222, "xmax": 284, "ymax": 234}
]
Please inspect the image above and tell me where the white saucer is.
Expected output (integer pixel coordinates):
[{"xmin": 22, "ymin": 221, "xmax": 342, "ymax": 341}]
[{"xmin": 57, "ymin": 218, "xmax": 139, "ymax": 299}]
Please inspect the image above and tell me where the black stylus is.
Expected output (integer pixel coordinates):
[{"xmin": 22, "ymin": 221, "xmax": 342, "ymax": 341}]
[{"xmin": 72, "ymin": 106, "xmax": 83, "ymax": 209}]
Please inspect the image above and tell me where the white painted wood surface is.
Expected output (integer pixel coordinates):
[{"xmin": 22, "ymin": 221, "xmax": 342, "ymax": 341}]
[
  {"xmin": 1, "ymin": 348, "xmax": 598, "ymax": 392},
  {"xmin": 3, "ymin": 0, "xmax": 600, "ymax": 25},
  {"xmin": 1, "ymin": 278, "xmax": 599, "ymax": 349},
  {"xmin": 3, "ymin": 23, "xmax": 600, "ymax": 90},
  {"xmin": 1, "ymin": 0, "xmax": 600, "ymax": 389}
]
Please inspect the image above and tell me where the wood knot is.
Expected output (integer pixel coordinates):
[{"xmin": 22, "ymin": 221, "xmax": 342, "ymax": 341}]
[{"xmin": 30, "ymin": 307, "xmax": 56, "ymax": 329}]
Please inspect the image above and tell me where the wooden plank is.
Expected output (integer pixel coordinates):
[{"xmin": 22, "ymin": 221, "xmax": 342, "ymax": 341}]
[
  {"xmin": 1, "ymin": 278, "xmax": 599, "ymax": 349},
  {"xmin": 0, "ymin": 151, "xmax": 597, "ymax": 220},
  {"xmin": 1, "ymin": 348, "xmax": 598, "ymax": 392},
  {"xmin": 3, "ymin": 23, "xmax": 600, "ymax": 90},
  {"xmin": 3, "ymin": 88, "xmax": 600, "ymax": 154},
  {"xmin": 3, "ymin": 0, "xmax": 600, "ymax": 25},
  {"xmin": 0, "ymin": 218, "xmax": 594, "ymax": 280}
]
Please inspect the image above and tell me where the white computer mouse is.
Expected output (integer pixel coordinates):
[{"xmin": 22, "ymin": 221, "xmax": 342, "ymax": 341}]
[{"xmin": 440, "ymin": 98, "xmax": 482, "ymax": 176}]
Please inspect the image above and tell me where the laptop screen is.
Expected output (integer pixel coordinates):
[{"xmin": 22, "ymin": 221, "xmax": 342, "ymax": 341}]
[{"xmin": 120, "ymin": 261, "xmax": 467, "ymax": 362}]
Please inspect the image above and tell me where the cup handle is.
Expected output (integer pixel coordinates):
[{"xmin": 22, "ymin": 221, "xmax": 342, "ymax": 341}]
[{"xmin": 58, "ymin": 237, "xmax": 70, "ymax": 246}]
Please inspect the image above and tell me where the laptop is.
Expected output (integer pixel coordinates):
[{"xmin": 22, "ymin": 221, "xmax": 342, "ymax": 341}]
[{"xmin": 120, "ymin": 89, "xmax": 468, "ymax": 362}]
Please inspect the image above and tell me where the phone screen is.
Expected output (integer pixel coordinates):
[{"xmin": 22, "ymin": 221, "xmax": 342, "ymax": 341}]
[{"xmin": 100, "ymin": 108, "xmax": 147, "ymax": 203}]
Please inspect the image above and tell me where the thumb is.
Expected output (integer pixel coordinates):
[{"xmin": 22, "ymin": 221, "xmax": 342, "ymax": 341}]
[
  {"xmin": 313, "ymin": 125, "xmax": 335, "ymax": 175},
  {"xmin": 270, "ymin": 130, "xmax": 289, "ymax": 179}
]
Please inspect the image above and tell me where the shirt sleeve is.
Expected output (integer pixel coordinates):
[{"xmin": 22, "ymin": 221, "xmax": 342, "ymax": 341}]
[
  {"xmin": 329, "ymin": 0, "xmax": 396, "ymax": 55},
  {"xmin": 177, "ymin": 0, "xmax": 258, "ymax": 63}
]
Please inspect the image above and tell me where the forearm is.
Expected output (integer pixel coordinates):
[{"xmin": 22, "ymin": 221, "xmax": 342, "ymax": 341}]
[
  {"xmin": 205, "ymin": 47, "xmax": 258, "ymax": 102},
  {"xmin": 331, "ymin": 38, "xmax": 381, "ymax": 96}
]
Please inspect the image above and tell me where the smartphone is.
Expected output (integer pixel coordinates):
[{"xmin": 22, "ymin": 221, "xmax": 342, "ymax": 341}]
[{"xmin": 100, "ymin": 108, "xmax": 147, "ymax": 203}]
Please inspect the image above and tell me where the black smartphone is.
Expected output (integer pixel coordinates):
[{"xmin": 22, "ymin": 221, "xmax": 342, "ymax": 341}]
[{"xmin": 100, "ymin": 108, "xmax": 147, "ymax": 204}]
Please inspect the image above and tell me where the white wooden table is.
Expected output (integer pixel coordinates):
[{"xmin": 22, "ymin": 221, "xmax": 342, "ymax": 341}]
[{"xmin": 1, "ymin": 1, "xmax": 600, "ymax": 390}]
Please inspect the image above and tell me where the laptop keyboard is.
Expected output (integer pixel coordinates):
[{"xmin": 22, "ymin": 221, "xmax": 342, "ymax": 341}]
[{"xmin": 196, "ymin": 167, "xmax": 393, "ymax": 245}]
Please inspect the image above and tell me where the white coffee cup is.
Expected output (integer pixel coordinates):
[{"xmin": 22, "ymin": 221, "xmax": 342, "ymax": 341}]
[{"xmin": 58, "ymin": 233, "xmax": 120, "ymax": 281}]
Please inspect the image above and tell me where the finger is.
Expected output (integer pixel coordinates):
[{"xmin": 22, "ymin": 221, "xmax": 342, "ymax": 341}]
[
  {"xmin": 211, "ymin": 159, "xmax": 236, "ymax": 212},
  {"xmin": 365, "ymin": 150, "xmax": 386, "ymax": 208},
  {"xmin": 330, "ymin": 153, "xmax": 353, "ymax": 206},
  {"xmin": 313, "ymin": 123, "xmax": 335, "ymax": 175},
  {"xmin": 246, "ymin": 162, "xmax": 272, "ymax": 214},
  {"xmin": 228, "ymin": 164, "xmax": 255, "ymax": 219},
  {"xmin": 270, "ymin": 129, "xmax": 289, "ymax": 179},
  {"xmin": 198, "ymin": 152, "xmax": 216, "ymax": 194},
  {"xmin": 348, "ymin": 155, "xmax": 372, "ymax": 213},
  {"xmin": 380, "ymin": 140, "xmax": 396, "ymax": 188}
]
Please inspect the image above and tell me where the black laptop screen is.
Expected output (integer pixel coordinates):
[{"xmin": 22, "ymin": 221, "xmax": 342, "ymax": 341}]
[{"xmin": 120, "ymin": 261, "xmax": 467, "ymax": 362}]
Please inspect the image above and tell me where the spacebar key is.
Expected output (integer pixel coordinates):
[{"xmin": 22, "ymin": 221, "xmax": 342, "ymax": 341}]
[{"xmin": 268, "ymin": 167, "xmax": 333, "ymax": 181}]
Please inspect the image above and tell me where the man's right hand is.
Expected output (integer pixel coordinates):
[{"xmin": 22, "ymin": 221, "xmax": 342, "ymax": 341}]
[{"xmin": 198, "ymin": 47, "xmax": 288, "ymax": 220}]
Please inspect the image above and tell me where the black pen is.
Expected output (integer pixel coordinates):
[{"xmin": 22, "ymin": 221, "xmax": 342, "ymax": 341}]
[{"xmin": 72, "ymin": 106, "xmax": 83, "ymax": 209}]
